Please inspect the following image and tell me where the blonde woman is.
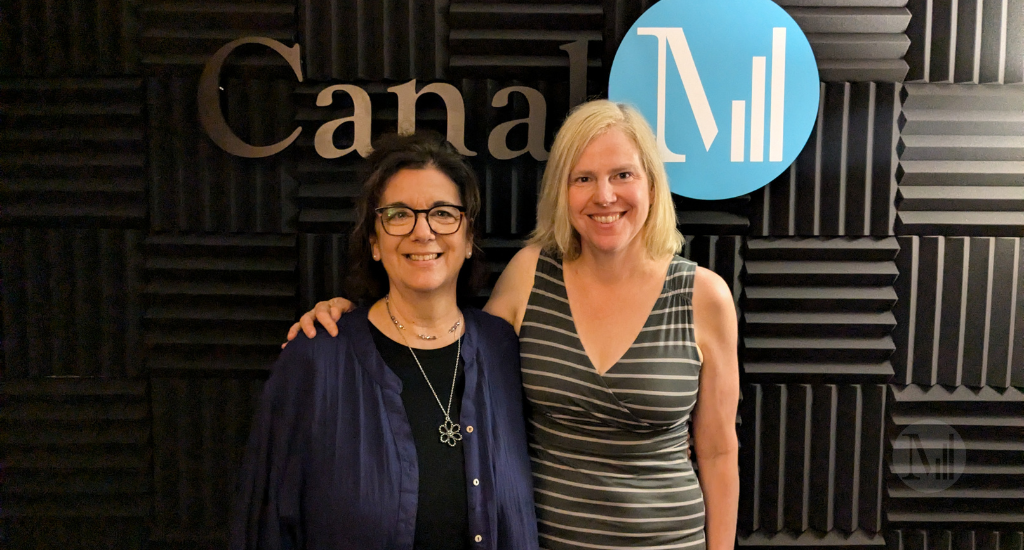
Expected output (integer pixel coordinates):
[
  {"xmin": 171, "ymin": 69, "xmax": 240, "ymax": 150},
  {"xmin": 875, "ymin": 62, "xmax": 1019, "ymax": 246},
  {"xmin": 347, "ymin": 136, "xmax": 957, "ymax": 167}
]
[{"xmin": 287, "ymin": 101, "xmax": 740, "ymax": 550}]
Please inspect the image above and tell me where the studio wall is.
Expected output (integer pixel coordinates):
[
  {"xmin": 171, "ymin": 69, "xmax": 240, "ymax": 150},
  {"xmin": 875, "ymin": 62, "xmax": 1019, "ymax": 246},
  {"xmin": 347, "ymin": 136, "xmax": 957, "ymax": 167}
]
[{"xmin": 1, "ymin": 1, "xmax": 1022, "ymax": 549}]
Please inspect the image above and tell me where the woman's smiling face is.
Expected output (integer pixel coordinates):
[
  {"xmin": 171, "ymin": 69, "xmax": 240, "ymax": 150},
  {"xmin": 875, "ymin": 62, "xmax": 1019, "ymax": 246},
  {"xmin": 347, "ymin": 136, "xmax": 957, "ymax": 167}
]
[
  {"xmin": 566, "ymin": 127, "xmax": 652, "ymax": 258},
  {"xmin": 370, "ymin": 167, "xmax": 471, "ymax": 297}
]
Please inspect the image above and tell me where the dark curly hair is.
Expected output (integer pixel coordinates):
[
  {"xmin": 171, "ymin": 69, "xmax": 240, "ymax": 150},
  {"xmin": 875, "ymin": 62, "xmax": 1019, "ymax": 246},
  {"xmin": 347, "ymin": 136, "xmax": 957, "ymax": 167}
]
[{"xmin": 346, "ymin": 132, "xmax": 487, "ymax": 306}]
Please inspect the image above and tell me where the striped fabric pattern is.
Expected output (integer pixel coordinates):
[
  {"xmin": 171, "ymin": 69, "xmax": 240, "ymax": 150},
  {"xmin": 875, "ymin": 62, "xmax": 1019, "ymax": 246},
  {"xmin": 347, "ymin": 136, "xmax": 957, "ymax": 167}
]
[{"xmin": 520, "ymin": 251, "xmax": 706, "ymax": 550}]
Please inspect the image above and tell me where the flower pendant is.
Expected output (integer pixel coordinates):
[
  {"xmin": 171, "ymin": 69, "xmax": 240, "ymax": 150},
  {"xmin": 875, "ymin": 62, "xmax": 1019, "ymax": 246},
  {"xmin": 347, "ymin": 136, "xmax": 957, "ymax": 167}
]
[{"xmin": 439, "ymin": 418, "xmax": 462, "ymax": 446}]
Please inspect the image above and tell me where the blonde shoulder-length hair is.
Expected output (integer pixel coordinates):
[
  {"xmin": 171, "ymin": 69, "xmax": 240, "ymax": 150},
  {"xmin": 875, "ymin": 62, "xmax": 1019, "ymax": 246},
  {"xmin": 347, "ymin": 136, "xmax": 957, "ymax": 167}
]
[{"xmin": 528, "ymin": 100, "xmax": 683, "ymax": 261}]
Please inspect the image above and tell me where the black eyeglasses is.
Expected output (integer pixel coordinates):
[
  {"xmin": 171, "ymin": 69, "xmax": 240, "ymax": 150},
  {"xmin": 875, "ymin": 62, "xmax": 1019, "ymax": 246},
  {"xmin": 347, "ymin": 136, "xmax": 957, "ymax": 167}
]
[{"xmin": 374, "ymin": 204, "xmax": 466, "ymax": 236}]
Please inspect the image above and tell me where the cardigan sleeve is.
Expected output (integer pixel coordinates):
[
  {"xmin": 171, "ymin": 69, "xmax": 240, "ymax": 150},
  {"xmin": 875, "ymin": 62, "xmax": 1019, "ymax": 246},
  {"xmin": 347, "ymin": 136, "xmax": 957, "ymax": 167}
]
[{"xmin": 230, "ymin": 339, "xmax": 315, "ymax": 550}]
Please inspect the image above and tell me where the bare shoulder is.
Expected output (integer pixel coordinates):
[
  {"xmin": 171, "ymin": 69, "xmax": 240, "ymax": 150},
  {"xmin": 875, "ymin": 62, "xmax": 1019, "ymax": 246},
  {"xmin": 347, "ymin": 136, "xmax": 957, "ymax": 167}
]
[
  {"xmin": 483, "ymin": 244, "xmax": 541, "ymax": 333},
  {"xmin": 692, "ymin": 266, "xmax": 737, "ymax": 345}
]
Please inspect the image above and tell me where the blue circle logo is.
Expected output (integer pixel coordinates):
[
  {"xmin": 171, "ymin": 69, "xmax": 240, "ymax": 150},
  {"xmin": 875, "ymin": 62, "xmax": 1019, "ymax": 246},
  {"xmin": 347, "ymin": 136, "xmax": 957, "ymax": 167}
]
[{"xmin": 609, "ymin": 0, "xmax": 820, "ymax": 200}]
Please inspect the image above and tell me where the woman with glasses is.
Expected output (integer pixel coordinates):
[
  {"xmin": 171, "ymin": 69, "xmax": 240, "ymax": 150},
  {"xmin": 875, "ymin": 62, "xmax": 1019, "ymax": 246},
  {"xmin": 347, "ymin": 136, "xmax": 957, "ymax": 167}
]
[{"xmin": 230, "ymin": 132, "xmax": 539, "ymax": 550}]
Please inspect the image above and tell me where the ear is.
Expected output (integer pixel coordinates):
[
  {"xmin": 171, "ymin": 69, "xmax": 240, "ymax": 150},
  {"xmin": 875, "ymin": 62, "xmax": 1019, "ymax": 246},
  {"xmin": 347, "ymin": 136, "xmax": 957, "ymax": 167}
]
[{"xmin": 369, "ymin": 235, "xmax": 380, "ymax": 261}]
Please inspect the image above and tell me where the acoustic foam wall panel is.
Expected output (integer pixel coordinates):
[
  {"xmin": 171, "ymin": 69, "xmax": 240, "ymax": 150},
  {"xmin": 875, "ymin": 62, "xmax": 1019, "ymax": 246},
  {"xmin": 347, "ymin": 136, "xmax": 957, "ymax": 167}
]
[
  {"xmin": 751, "ymin": 82, "xmax": 901, "ymax": 237},
  {"xmin": 774, "ymin": 0, "xmax": 912, "ymax": 82},
  {"xmin": 0, "ymin": 0, "xmax": 138, "ymax": 76},
  {"xmin": 138, "ymin": 1, "xmax": 296, "ymax": 69},
  {"xmin": 142, "ymin": 234, "xmax": 296, "ymax": 375},
  {"xmin": 0, "ymin": 379, "xmax": 150, "ymax": 550},
  {"xmin": 742, "ymin": 238, "xmax": 899, "ymax": 383},
  {"xmin": 301, "ymin": 0, "xmax": 446, "ymax": 80},
  {"xmin": 905, "ymin": 0, "xmax": 1024, "ymax": 84},
  {"xmin": 738, "ymin": 383, "xmax": 888, "ymax": 539},
  {"xmin": 603, "ymin": 1, "xmax": 912, "ymax": 83},
  {"xmin": 886, "ymin": 384, "xmax": 1024, "ymax": 527},
  {"xmin": 892, "ymin": 236, "xmax": 1024, "ymax": 389},
  {"xmin": 298, "ymin": 232, "xmax": 349, "ymax": 312},
  {"xmin": 684, "ymin": 235, "xmax": 745, "ymax": 306},
  {"xmin": 0, "ymin": 79, "xmax": 147, "ymax": 225},
  {"xmin": 889, "ymin": 529, "xmax": 1024, "ymax": 550},
  {"xmin": 147, "ymin": 75, "xmax": 298, "ymax": 233},
  {"xmin": 150, "ymin": 377, "xmax": 263, "ymax": 548},
  {"xmin": 448, "ymin": 0, "xmax": 603, "ymax": 81},
  {"xmin": 896, "ymin": 83, "xmax": 1024, "ymax": 236},
  {"xmin": 0, "ymin": 228, "xmax": 143, "ymax": 379}
]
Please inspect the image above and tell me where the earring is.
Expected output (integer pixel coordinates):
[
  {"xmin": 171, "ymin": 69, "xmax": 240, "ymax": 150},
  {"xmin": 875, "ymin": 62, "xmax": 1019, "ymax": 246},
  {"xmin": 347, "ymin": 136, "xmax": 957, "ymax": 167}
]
[
  {"xmin": 372, "ymin": 253, "xmax": 380, "ymax": 261},
  {"xmin": 466, "ymin": 251, "xmax": 472, "ymax": 258}
]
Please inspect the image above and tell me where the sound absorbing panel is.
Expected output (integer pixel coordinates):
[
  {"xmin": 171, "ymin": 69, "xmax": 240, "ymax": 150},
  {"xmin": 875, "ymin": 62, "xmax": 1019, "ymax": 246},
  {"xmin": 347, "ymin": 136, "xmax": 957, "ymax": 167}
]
[
  {"xmin": 905, "ymin": 0, "xmax": 1024, "ymax": 84},
  {"xmin": 0, "ymin": 379, "xmax": 150, "ymax": 550},
  {"xmin": 738, "ymin": 383, "xmax": 888, "ymax": 540},
  {"xmin": 751, "ymin": 82, "xmax": 901, "ymax": 237},
  {"xmin": 297, "ymin": 232, "xmax": 349, "ymax": 312},
  {"xmin": 0, "ymin": 0, "xmax": 138, "ymax": 76},
  {"xmin": 889, "ymin": 529, "xmax": 1024, "ymax": 550},
  {"xmin": 448, "ymin": 0, "xmax": 603, "ymax": 80},
  {"xmin": 138, "ymin": 1, "xmax": 296, "ymax": 69},
  {"xmin": 0, "ymin": 79, "xmax": 147, "ymax": 225},
  {"xmin": 896, "ymin": 83, "xmax": 1024, "ymax": 236},
  {"xmin": 892, "ymin": 236, "xmax": 1024, "ymax": 389},
  {"xmin": 142, "ymin": 234, "xmax": 296, "ymax": 376},
  {"xmin": 886, "ymin": 385, "xmax": 1024, "ymax": 527},
  {"xmin": 742, "ymin": 238, "xmax": 899, "ymax": 383},
  {"xmin": 684, "ymin": 235, "xmax": 745, "ymax": 305},
  {"xmin": 147, "ymin": 75, "xmax": 298, "ymax": 233},
  {"xmin": 150, "ymin": 377, "xmax": 263, "ymax": 549},
  {"xmin": 773, "ymin": 0, "xmax": 912, "ymax": 82},
  {"xmin": 300, "ymin": 0, "xmax": 445, "ymax": 81},
  {"xmin": 0, "ymin": 228, "xmax": 143, "ymax": 379}
]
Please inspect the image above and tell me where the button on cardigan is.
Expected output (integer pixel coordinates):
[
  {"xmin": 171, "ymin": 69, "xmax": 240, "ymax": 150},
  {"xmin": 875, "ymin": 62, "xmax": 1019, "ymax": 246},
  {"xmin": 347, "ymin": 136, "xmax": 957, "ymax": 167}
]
[{"xmin": 230, "ymin": 307, "xmax": 539, "ymax": 550}]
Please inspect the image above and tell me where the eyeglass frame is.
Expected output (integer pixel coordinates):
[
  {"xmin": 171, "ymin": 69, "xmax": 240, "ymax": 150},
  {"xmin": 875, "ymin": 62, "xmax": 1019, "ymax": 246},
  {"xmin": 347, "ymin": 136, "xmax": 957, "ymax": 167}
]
[{"xmin": 373, "ymin": 204, "xmax": 467, "ymax": 236}]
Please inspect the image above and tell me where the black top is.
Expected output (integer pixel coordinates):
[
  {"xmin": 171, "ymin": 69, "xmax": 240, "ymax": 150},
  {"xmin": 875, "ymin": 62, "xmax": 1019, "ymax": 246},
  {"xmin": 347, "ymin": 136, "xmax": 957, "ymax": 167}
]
[{"xmin": 370, "ymin": 322, "xmax": 470, "ymax": 550}]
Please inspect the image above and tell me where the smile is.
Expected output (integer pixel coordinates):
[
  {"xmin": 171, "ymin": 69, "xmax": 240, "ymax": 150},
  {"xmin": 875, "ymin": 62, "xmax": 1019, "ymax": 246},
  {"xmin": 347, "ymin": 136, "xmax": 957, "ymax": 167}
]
[
  {"xmin": 406, "ymin": 253, "xmax": 440, "ymax": 261},
  {"xmin": 590, "ymin": 213, "xmax": 623, "ymax": 223}
]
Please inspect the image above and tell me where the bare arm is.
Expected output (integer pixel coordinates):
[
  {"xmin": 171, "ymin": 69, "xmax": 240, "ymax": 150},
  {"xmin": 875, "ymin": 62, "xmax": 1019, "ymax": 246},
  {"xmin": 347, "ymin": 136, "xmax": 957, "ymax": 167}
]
[
  {"xmin": 691, "ymin": 267, "xmax": 740, "ymax": 550},
  {"xmin": 482, "ymin": 245, "xmax": 539, "ymax": 334}
]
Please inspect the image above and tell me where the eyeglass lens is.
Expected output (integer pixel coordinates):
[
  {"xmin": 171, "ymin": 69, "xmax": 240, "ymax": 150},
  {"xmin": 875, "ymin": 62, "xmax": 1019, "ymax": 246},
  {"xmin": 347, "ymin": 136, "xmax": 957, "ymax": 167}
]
[{"xmin": 379, "ymin": 206, "xmax": 463, "ymax": 235}]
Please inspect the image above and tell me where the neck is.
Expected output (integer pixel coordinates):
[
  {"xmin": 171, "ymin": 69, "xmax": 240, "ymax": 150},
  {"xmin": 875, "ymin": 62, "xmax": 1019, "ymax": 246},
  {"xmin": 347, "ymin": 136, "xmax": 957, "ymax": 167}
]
[{"xmin": 385, "ymin": 286, "xmax": 462, "ymax": 332}]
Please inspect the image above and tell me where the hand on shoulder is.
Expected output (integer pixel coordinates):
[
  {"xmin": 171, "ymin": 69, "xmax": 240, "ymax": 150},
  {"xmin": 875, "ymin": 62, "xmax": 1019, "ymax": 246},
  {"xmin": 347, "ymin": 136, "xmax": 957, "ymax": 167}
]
[{"xmin": 484, "ymin": 245, "xmax": 541, "ymax": 333}]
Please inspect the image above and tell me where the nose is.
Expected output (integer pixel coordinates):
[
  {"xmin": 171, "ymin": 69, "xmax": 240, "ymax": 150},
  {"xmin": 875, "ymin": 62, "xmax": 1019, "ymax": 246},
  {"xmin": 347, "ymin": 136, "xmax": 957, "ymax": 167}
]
[
  {"xmin": 409, "ymin": 211, "xmax": 436, "ymax": 240},
  {"xmin": 594, "ymin": 178, "xmax": 616, "ymax": 205}
]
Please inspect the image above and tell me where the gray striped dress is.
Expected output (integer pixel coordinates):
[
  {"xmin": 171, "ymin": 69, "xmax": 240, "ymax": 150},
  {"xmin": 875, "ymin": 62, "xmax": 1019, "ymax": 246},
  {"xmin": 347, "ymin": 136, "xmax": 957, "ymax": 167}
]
[{"xmin": 519, "ymin": 251, "xmax": 705, "ymax": 550}]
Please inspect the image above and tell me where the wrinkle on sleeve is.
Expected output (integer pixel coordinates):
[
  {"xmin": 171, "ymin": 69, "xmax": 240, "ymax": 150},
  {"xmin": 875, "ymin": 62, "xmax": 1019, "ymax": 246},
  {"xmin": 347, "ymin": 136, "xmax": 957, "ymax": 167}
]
[{"xmin": 230, "ymin": 341, "xmax": 314, "ymax": 550}]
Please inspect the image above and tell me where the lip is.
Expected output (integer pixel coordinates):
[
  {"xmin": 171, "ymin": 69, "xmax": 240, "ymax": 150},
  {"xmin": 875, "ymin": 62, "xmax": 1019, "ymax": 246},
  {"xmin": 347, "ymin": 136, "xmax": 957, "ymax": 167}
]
[
  {"xmin": 587, "ymin": 212, "xmax": 625, "ymax": 224},
  {"xmin": 403, "ymin": 252, "xmax": 443, "ymax": 261}
]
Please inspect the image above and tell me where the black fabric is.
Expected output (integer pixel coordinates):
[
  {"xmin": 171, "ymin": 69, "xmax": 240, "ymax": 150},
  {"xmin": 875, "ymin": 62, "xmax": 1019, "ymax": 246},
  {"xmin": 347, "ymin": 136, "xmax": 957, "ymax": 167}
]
[{"xmin": 370, "ymin": 322, "xmax": 470, "ymax": 550}]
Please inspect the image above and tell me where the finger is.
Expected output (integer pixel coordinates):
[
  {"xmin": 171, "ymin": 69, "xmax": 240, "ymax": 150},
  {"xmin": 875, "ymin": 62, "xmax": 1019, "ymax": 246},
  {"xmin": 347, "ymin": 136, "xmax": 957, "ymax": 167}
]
[
  {"xmin": 300, "ymin": 312, "xmax": 318, "ymax": 339},
  {"xmin": 316, "ymin": 308, "xmax": 339, "ymax": 337}
]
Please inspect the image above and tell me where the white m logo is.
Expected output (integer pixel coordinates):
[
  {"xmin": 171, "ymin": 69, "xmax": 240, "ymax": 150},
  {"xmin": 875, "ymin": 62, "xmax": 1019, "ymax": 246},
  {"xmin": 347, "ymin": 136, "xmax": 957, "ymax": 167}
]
[{"xmin": 637, "ymin": 26, "xmax": 788, "ymax": 164}]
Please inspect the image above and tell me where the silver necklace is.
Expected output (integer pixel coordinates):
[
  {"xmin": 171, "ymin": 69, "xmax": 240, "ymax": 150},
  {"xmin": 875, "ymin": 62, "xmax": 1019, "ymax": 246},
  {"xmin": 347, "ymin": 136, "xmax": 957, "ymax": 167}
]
[
  {"xmin": 385, "ymin": 294, "xmax": 461, "ymax": 340},
  {"xmin": 385, "ymin": 295, "xmax": 463, "ymax": 447}
]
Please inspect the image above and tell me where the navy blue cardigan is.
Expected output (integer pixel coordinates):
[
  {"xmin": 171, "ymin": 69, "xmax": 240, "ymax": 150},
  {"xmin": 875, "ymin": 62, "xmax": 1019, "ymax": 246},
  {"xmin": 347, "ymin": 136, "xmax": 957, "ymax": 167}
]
[{"xmin": 230, "ymin": 307, "xmax": 539, "ymax": 550}]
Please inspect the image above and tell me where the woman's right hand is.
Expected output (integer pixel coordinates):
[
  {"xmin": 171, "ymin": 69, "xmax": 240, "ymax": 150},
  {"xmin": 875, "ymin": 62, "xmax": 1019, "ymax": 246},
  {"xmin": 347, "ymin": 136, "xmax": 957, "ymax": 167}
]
[{"xmin": 282, "ymin": 297, "xmax": 355, "ymax": 348}]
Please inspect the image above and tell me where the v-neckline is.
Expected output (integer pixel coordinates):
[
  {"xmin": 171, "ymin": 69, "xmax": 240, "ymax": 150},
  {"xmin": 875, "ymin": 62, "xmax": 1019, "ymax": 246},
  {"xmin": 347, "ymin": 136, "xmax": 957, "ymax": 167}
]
[{"xmin": 553, "ymin": 255, "xmax": 675, "ymax": 377}]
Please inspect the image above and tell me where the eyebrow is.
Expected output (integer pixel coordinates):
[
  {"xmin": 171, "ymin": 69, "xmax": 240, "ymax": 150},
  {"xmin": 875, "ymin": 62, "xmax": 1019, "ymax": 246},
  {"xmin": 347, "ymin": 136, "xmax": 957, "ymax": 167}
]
[
  {"xmin": 570, "ymin": 164, "xmax": 639, "ymax": 177},
  {"xmin": 379, "ymin": 200, "xmax": 463, "ymax": 208}
]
